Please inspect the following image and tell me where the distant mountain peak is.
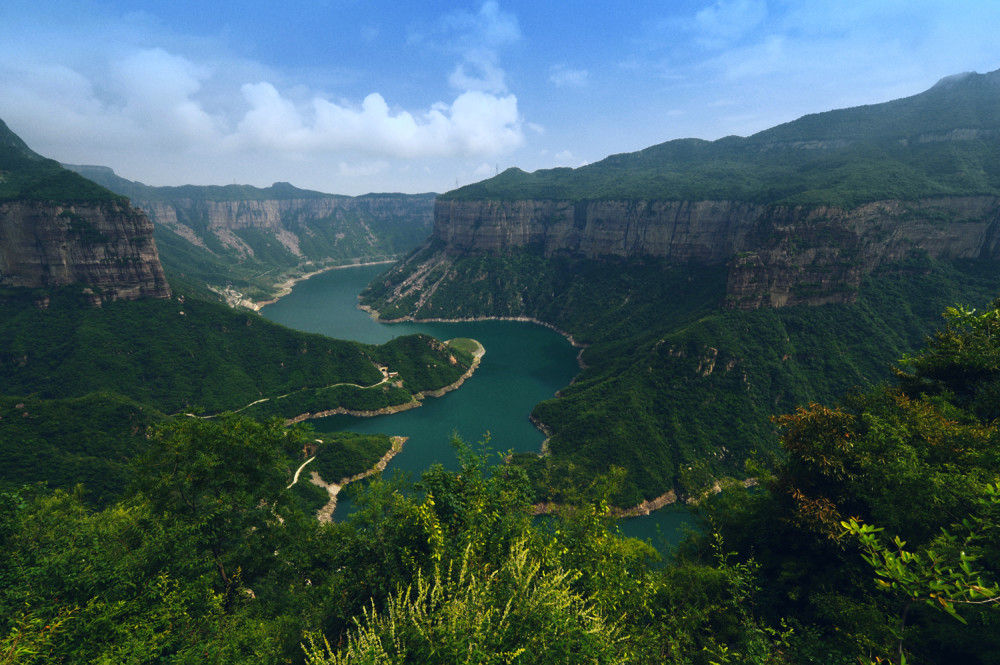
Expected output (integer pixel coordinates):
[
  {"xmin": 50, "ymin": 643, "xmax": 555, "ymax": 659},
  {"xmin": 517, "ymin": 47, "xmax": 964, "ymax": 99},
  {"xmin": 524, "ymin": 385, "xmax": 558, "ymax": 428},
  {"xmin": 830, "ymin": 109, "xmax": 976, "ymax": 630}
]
[
  {"xmin": 932, "ymin": 71, "xmax": 977, "ymax": 88},
  {"xmin": 0, "ymin": 118, "xmax": 45, "ymax": 160}
]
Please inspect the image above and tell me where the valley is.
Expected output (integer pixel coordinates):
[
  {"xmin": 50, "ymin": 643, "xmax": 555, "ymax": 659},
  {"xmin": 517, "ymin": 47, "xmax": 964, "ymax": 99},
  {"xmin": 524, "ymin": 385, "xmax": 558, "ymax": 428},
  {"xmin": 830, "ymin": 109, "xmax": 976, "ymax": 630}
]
[{"xmin": 4, "ymin": 66, "xmax": 1000, "ymax": 663}]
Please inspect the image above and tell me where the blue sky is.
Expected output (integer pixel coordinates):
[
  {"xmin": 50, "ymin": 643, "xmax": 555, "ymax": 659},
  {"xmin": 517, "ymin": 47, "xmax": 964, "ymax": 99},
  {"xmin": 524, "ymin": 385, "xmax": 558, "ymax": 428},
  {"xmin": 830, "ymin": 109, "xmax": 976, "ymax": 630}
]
[{"xmin": 2, "ymin": 1, "xmax": 999, "ymax": 195}]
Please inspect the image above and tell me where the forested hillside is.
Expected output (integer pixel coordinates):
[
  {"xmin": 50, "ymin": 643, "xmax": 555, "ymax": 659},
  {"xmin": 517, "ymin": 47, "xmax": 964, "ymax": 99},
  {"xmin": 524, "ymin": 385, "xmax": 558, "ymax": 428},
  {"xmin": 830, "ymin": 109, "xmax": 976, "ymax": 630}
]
[
  {"xmin": 0, "ymin": 120, "xmax": 473, "ymax": 505},
  {"xmin": 3, "ymin": 307, "xmax": 1000, "ymax": 662},
  {"xmin": 443, "ymin": 70, "xmax": 1000, "ymax": 208}
]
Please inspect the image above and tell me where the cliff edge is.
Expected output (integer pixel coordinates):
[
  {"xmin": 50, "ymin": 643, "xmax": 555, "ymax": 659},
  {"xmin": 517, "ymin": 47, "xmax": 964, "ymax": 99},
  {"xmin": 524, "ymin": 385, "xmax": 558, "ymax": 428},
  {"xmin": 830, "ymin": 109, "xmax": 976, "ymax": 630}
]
[{"xmin": 0, "ymin": 119, "xmax": 170, "ymax": 301}]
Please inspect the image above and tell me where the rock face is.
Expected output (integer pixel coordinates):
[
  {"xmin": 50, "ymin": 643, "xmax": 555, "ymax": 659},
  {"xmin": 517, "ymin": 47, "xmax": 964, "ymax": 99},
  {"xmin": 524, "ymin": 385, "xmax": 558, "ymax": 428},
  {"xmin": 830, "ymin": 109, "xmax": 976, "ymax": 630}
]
[
  {"xmin": 432, "ymin": 196, "xmax": 1000, "ymax": 308},
  {"xmin": 138, "ymin": 195, "xmax": 433, "ymax": 260},
  {"xmin": 0, "ymin": 200, "xmax": 171, "ymax": 301}
]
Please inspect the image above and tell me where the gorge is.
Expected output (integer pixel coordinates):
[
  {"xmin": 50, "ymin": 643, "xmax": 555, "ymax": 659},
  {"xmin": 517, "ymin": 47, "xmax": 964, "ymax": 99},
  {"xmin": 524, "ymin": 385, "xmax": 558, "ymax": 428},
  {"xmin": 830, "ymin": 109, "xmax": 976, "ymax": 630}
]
[{"xmin": 360, "ymin": 69, "xmax": 1000, "ymax": 506}]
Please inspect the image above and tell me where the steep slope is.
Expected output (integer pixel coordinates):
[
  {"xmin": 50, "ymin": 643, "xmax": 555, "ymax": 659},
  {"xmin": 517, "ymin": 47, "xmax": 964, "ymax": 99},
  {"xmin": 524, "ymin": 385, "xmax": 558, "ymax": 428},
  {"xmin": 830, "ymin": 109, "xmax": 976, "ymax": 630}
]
[
  {"xmin": 361, "ymin": 69, "xmax": 1000, "ymax": 506},
  {"xmin": 0, "ymin": 120, "xmax": 170, "ymax": 301},
  {"xmin": 66, "ymin": 165, "xmax": 434, "ymax": 305}
]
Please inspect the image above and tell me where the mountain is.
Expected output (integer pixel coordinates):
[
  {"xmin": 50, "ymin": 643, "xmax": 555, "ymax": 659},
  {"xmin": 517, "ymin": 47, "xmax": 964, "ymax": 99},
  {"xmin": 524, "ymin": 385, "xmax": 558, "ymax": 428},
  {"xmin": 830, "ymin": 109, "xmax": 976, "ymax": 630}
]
[
  {"xmin": 361, "ymin": 68, "xmax": 1000, "ymax": 506},
  {"xmin": 65, "ymin": 164, "xmax": 435, "ymax": 305},
  {"xmin": 0, "ymin": 120, "xmax": 171, "ymax": 301}
]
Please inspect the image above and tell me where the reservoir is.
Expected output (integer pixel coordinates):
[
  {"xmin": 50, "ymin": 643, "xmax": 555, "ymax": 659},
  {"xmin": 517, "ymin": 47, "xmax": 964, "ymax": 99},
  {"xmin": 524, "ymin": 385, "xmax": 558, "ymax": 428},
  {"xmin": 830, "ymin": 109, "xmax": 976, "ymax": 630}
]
[{"xmin": 261, "ymin": 263, "xmax": 694, "ymax": 547}]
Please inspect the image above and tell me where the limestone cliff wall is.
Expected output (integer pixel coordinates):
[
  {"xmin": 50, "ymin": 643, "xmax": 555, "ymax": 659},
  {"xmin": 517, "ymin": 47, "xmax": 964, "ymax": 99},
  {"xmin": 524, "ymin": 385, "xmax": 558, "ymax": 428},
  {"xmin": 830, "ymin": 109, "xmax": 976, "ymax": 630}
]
[
  {"xmin": 434, "ymin": 199, "xmax": 760, "ymax": 262},
  {"xmin": 0, "ymin": 200, "xmax": 171, "ymax": 300},
  {"xmin": 139, "ymin": 196, "xmax": 434, "ymax": 258},
  {"xmin": 433, "ymin": 197, "xmax": 1000, "ymax": 308}
]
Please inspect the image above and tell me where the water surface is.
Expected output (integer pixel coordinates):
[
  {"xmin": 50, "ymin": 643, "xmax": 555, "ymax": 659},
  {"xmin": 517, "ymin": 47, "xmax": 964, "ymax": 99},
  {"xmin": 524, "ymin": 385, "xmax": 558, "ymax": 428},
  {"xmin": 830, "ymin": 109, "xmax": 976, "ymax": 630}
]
[{"xmin": 261, "ymin": 263, "xmax": 696, "ymax": 545}]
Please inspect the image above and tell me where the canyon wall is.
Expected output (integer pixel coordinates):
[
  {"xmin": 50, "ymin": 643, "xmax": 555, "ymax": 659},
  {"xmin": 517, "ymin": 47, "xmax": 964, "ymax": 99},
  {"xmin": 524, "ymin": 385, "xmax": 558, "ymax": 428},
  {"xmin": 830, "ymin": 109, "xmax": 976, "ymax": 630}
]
[
  {"xmin": 0, "ymin": 200, "xmax": 171, "ymax": 301},
  {"xmin": 433, "ymin": 196, "xmax": 1000, "ymax": 308},
  {"xmin": 136, "ymin": 195, "xmax": 434, "ymax": 260}
]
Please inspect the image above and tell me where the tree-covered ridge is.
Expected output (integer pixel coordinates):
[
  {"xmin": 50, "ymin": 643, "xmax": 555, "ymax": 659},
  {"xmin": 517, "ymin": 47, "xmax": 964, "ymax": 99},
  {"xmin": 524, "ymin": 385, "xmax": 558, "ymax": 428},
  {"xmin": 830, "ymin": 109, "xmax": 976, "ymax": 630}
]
[
  {"xmin": 4, "ymin": 302, "xmax": 1000, "ymax": 663},
  {"xmin": 0, "ymin": 120, "xmax": 123, "ymax": 203},
  {"xmin": 63, "ymin": 165, "xmax": 342, "ymax": 202},
  {"xmin": 0, "ymin": 287, "xmax": 470, "ymax": 418},
  {"xmin": 703, "ymin": 300, "xmax": 1000, "ymax": 663},
  {"xmin": 442, "ymin": 70, "xmax": 1000, "ymax": 208}
]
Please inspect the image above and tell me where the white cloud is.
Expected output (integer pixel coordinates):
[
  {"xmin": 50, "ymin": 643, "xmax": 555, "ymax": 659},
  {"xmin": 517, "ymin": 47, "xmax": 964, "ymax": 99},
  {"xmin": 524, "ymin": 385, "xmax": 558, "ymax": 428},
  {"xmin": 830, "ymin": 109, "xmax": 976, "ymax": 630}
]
[
  {"xmin": 231, "ymin": 83, "xmax": 522, "ymax": 158},
  {"xmin": 430, "ymin": 1, "xmax": 521, "ymax": 94},
  {"xmin": 473, "ymin": 162, "xmax": 496, "ymax": 178},
  {"xmin": 338, "ymin": 160, "xmax": 389, "ymax": 177}
]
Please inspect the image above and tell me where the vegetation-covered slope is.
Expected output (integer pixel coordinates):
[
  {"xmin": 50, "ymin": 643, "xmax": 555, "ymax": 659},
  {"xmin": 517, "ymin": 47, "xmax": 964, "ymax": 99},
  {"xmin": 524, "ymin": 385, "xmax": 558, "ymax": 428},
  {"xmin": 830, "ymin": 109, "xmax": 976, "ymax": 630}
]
[
  {"xmin": 4, "ymin": 305, "xmax": 999, "ymax": 663},
  {"xmin": 443, "ymin": 70, "xmax": 1000, "ymax": 208},
  {"xmin": 0, "ymin": 286, "xmax": 471, "ymax": 416},
  {"xmin": 365, "ymin": 247, "xmax": 1000, "ymax": 505}
]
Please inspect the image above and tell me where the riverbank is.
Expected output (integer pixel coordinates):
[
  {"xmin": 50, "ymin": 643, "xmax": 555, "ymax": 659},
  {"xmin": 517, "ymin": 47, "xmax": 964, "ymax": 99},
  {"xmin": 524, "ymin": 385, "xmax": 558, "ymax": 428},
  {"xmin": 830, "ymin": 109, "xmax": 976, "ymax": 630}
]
[
  {"xmin": 360, "ymin": 306, "xmax": 588, "ymax": 354},
  {"xmin": 303, "ymin": 436, "xmax": 408, "ymax": 522},
  {"xmin": 282, "ymin": 338, "xmax": 484, "ymax": 425},
  {"xmin": 253, "ymin": 259, "xmax": 397, "ymax": 310},
  {"xmin": 530, "ymin": 477, "xmax": 758, "ymax": 518}
]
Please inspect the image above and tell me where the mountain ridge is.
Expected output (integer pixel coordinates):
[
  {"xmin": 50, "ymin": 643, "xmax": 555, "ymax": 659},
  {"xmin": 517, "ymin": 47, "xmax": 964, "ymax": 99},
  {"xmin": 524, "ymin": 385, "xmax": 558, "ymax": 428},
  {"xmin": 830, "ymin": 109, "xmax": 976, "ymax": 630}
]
[{"xmin": 360, "ymin": 67, "xmax": 1000, "ymax": 505}]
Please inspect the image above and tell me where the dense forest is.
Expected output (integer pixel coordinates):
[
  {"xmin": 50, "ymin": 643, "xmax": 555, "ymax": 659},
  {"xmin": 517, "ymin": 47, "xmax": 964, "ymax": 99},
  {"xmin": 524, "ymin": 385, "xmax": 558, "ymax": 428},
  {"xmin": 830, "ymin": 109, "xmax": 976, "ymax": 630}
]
[
  {"xmin": 0, "ymin": 284, "xmax": 475, "ymax": 504},
  {"xmin": 3, "ymin": 301, "xmax": 1000, "ymax": 663},
  {"xmin": 363, "ymin": 244, "xmax": 1000, "ymax": 506}
]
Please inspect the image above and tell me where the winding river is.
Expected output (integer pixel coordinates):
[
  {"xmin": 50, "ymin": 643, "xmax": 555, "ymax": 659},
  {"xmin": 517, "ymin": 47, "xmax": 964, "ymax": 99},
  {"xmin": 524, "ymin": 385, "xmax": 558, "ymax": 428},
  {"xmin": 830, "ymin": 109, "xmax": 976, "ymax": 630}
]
[{"xmin": 261, "ymin": 263, "xmax": 694, "ymax": 547}]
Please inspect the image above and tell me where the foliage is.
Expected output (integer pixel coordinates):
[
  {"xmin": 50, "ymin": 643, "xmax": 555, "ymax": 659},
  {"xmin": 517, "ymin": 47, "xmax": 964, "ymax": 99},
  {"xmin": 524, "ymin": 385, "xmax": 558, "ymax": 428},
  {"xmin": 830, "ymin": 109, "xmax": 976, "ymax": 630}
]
[
  {"xmin": 699, "ymin": 299, "xmax": 1000, "ymax": 664},
  {"xmin": 0, "ymin": 288, "xmax": 468, "ymax": 418},
  {"xmin": 310, "ymin": 432, "xmax": 395, "ymax": 482},
  {"xmin": 0, "ymin": 392, "xmax": 163, "ymax": 504},
  {"xmin": 304, "ymin": 540, "xmax": 622, "ymax": 665}
]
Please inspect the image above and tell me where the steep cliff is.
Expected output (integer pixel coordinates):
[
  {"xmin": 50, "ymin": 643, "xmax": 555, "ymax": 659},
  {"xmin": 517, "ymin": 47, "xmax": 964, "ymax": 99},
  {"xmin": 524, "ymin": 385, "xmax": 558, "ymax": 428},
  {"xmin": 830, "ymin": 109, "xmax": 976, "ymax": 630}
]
[
  {"xmin": 65, "ymin": 165, "xmax": 434, "ymax": 303},
  {"xmin": 429, "ymin": 195, "xmax": 1000, "ymax": 310},
  {"xmin": 0, "ymin": 200, "xmax": 171, "ymax": 301},
  {"xmin": 0, "ymin": 120, "xmax": 170, "ymax": 302},
  {"xmin": 139, "ymin": 194, "xmax": 432, "ymax": 261},
  {"xmin": 358, "ymin": 70, "xmax": 1000, "ymax": 507}
]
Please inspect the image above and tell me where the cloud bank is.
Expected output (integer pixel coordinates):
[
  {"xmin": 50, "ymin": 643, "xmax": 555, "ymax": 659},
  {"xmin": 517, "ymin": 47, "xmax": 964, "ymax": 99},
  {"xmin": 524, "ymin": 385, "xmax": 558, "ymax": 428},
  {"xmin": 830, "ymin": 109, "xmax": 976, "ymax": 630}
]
[{"xmin": 0, "ymin": 1, "xmax": 525, "ymax": 192}]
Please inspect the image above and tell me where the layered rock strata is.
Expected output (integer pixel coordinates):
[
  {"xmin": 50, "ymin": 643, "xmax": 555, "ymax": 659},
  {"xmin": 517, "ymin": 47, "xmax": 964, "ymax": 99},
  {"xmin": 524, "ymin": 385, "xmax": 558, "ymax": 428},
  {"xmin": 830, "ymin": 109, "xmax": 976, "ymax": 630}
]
[
  {"xmin": 0, "ymin": 200, "xmax": 171, "ymax": 300},
  {"xmin": 432, "ymin": 196, "xmax": 1000, "ymax": 308}
]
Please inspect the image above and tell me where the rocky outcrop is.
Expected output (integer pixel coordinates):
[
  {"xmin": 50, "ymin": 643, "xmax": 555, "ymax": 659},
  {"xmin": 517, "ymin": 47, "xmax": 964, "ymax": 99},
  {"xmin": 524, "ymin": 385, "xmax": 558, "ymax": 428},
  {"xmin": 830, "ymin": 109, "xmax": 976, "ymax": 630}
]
[
  {"xmin": 432, "ymin": 196, "xmax": 1000, "ymax": 309},
  {"xmin": 0, "ymin": 200, "xmax": 171, "ymax": 301}
]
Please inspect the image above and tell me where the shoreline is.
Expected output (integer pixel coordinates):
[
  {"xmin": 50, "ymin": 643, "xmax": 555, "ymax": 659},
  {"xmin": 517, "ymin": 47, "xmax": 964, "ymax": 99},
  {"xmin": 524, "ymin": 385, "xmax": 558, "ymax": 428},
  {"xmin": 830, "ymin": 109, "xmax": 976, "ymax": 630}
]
[
  {"xmin": 531, "ymin": 478, "xmax": 758, "ymax": 518},
  {"xmin": 358, "ymin": 306, "xmax": 585, "ymax": 457},
  {"xmin": 307, "ymin": 435, "xmax": 409, "ymax": 522},
  {"xmin": 283, "ymin": 338, "xmax": 484, "ymax": 425},
  {"xmin": 358, "ymin": 306, "xmax": 588, "ymax": 352},
  {"xmin": 253, "ymin": 259, "xmax": 397, "ymax": 309}
]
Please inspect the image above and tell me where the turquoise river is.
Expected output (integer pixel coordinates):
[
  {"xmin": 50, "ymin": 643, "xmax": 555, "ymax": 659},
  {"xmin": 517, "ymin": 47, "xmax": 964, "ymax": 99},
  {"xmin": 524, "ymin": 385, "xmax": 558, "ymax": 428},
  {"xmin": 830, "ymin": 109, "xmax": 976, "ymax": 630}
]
[{"xmin": 260, "ymin": 263, "xmax": 695, "ymax": 547}]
